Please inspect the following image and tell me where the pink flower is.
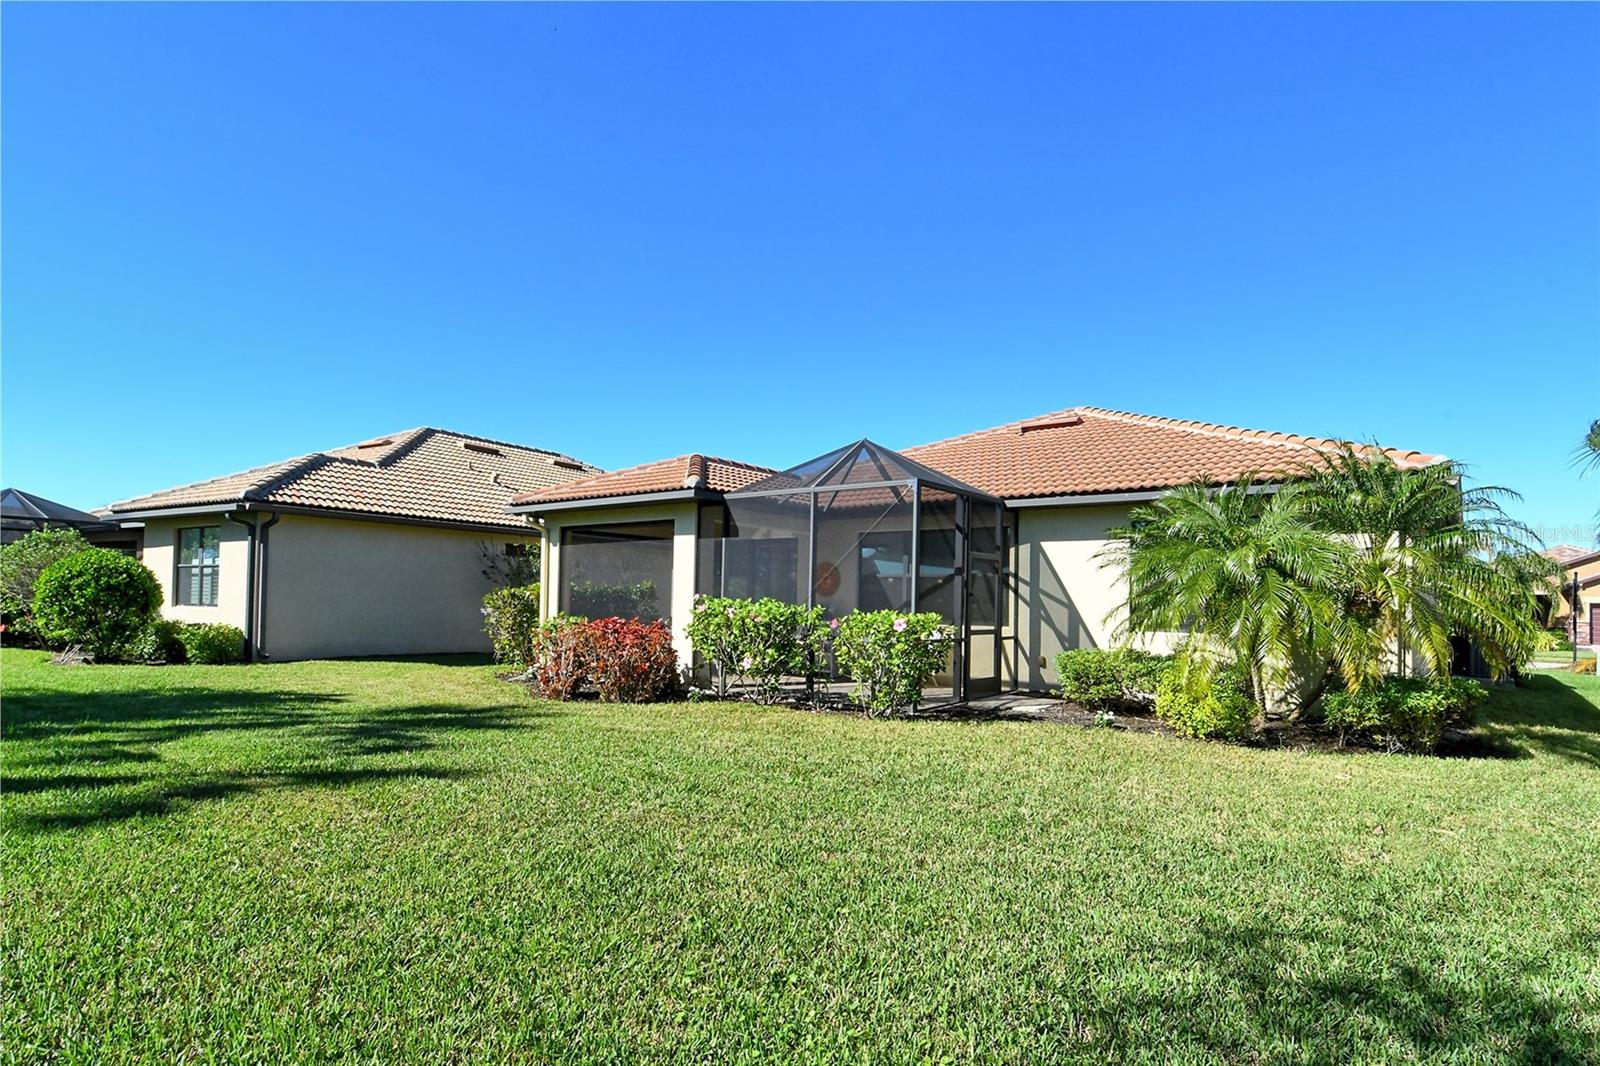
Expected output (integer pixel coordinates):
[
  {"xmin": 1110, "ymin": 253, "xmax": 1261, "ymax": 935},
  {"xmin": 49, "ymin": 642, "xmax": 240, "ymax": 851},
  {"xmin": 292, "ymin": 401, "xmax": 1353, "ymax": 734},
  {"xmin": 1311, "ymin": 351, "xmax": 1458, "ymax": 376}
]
[
  {"xmin": 829, "ymin": 617, "xmax": 841, "ymax": 630},
  {"xmin": 726, "ymin": 607, "xmax": 738, "ymax": 618},
  {"xmin": 741, "ymin": 655, "xmax": 754, "ymax": 669},
  {"xmin": 892, "ymin": 617, "xmax": 908, "ymax": 633}
]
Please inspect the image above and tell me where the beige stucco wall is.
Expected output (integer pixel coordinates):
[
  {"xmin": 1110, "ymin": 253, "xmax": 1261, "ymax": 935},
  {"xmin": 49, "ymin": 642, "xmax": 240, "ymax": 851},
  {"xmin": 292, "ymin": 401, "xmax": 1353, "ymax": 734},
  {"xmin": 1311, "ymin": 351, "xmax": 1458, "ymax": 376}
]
[
  {"xmin": 1011, "ymin": 503, "xmax": 1179, "ymax": 692},
  {"xmin": 141, "ymin": 516, "xmax": 253, "ymax": 630},
  {"xmin": 259, "ymin": 514, "xmax": 539, "ymax": 660},
  {"xmin": 537, "ymin": 500, "xmax": 700, "ymax": 665}
]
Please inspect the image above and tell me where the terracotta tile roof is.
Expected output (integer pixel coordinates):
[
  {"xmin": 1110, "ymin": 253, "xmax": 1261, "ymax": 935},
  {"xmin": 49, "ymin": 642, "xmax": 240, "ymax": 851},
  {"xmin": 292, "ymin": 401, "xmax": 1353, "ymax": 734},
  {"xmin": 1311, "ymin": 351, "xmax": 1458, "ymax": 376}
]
[
  {"xmin": 513, "ymin": 455, "xmax": 777, "ymax": 506},
  {"xmin": 899, "ymin": 406, "xmax": 1447, "ymax": 499},
  {"xmin": 1544, "ymin": 545, "xmax": 1600, "ymax": 567},
  {"xmin": 509, "ymin": 406, "xmax": 1445, "ymax": 510},
  {"xmin": 109, "ymin": 428, "xmax": 599, "ymax": 530}
]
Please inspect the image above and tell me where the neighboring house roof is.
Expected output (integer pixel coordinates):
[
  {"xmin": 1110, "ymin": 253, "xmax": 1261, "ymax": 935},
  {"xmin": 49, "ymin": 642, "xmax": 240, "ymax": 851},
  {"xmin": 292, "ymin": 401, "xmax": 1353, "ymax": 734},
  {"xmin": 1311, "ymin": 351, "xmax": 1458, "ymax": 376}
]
[
  {"xmin": 514, "ymin": 405, "xmax": 1446, "ymax": 509},
  {"xmin": 514, "ymin": 455, "xmax": 778, "ymax": 506},
  {"xmin": 1543, "ymin": 545, "xmax": 1600, "ymax": 568},
  {"xmin": 1, "ymin": 488, "xmax": 111, "ymax": 529},
  {"xmin": 899, "ymin": 406, "xmax": 1447, "ymax": 500},
  {"xmin": 108, "ymin": 428, "xmax": 600, "ymax": 530}
]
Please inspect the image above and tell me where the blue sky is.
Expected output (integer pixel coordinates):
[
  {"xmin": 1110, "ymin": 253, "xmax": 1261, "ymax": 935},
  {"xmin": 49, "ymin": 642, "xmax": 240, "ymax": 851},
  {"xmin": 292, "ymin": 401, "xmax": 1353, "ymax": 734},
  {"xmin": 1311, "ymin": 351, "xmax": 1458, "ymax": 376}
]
[{"xmin": 4, "ymin": 4, "xmax": 1596, "ymax": 543}]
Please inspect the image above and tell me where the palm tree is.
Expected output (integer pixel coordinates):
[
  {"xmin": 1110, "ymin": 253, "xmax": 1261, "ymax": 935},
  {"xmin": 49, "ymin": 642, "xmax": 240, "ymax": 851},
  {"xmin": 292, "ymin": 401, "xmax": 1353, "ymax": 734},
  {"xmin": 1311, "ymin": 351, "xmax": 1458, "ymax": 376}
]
[
  {"xmin": 1300, "ymin": 446, "xmax": 1553, "ymax": 686},
  {"xmin": 1578, "ymin": 418, "xmax": 1600, "ymax": 474},
  {"xmin": 1577, "ymin": 418, "xmax": 1600, "ymax": 538},
  {"xmin": 1100, "ymin": 479, "xmax": 1344, "ymax": 716}
]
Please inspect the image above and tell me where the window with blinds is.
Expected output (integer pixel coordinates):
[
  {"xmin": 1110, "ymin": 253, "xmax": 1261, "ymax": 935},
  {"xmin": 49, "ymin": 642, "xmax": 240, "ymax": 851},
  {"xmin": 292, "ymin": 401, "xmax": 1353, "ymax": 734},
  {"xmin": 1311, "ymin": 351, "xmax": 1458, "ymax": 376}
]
[{"xmin": 176, "ymin": 526, "xmax": 221, "ymax": 607}]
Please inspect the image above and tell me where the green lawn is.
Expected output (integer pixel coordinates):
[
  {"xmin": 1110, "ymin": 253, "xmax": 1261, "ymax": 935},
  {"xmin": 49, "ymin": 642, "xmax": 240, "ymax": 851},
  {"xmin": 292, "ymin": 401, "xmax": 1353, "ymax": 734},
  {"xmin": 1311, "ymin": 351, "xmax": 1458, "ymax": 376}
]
[{"xmin": 3, "ymin": 649, "xmax": 1598, "ymax": 1064}]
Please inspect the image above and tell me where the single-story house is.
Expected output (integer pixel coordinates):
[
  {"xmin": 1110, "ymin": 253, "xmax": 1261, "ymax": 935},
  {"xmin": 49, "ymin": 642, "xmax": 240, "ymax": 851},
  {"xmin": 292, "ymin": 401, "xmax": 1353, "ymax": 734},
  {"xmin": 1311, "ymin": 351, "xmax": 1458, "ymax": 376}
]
[
  {"xmin": 106, "ymin": 428, "xmax": 598, "ymax": 661},
  {"xmin": 1541, "ymin": 545, "xmax": 1600, "ymax": 646},
  {"xmin": 1, "ymin": 488, "xmax": 142, "ymax": 552},
  {"xmin": 510, "ymin": 406, "xmax": 1444, "ymax": 698}
]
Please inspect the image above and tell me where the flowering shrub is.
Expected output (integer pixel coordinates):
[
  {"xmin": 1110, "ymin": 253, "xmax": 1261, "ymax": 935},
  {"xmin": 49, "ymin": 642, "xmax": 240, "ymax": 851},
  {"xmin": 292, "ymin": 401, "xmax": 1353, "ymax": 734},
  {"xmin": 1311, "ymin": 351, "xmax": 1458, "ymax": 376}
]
[
  {"xmin": 831, "ymin": 610, "xmax": 954, "ymax": 717},
  {"xmin": 588, "ymin": 616, "xmax": 679, "ymax": 702},
  {"xmin": 482, "ymin": 584, "xmax": 542, "ymax": 666},
  {"xmin": 527, "ymin": 614, "xmax": 596, "ymax": 700},
  {"xmin": 686, "ymin": 596, "xmax": 827, "ymax": 701},
  {"xmin": 1322, "ymin": 676, "xmax": 1486, "ymax": 753}
]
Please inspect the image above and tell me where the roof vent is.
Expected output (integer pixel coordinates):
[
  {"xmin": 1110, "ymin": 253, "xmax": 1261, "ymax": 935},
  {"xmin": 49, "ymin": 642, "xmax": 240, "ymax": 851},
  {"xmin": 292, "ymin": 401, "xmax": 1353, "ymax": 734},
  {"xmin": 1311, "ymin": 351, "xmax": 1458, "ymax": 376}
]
[
  {"xmin": 463, "ymin": 441, "xmax": 503, "ymax": 457},
  {"xmin": 1019, "ymin": 413, "xmax": 1083, "ymax": 433},
  {"xmin": 552, "ymin": 458, "xmax": 586, "ymax": 471},
  {"xmin": 357, "ymin": 437, "xmax": 394, "ymax": 449}
]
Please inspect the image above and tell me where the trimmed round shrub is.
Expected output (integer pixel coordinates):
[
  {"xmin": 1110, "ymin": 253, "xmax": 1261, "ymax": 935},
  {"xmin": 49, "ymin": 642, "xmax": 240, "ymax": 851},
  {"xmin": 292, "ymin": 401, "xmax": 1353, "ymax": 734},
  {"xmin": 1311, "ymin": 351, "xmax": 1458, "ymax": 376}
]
[
  {"xmin": 1155, "ymin": 667, "xmax": 1254, "ymax": 740},
  {"xmin": 125, "ymin": 619, "xmax": 188, "ymax": 664},
  {"xmin": 483, "ymin": 583, "xmax": 541, "ymax": 666},
  {"xmin": 179, "ymin": 623, "xmax": 246, "ymax": 665},
  {"xmin": 32, "ymin": 549, "xmax": 161, "ymax": 659}
]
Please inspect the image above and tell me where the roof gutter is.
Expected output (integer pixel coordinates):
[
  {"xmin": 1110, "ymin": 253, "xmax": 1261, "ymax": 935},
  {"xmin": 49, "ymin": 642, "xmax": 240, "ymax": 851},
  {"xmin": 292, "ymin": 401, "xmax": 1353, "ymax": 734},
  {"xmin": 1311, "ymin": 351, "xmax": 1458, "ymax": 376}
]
[
  {"xmin": 508, "ymin": 487, "xmax": 716, "ymax": 516},
  {"xmin": 1004, "ymin": 482, "xmax": 1284, "ymax": 509},
  {"xmin": 110, "ymin": 500, "xmax": 537, "ymax": 536}
]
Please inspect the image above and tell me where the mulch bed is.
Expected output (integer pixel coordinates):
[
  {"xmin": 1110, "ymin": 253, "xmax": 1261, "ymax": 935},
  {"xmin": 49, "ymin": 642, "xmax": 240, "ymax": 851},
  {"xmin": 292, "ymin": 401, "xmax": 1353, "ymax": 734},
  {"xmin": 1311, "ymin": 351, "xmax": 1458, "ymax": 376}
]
[{"xmin": 503, "ymin": 673, "xmax": 1511, "ymax": 759}]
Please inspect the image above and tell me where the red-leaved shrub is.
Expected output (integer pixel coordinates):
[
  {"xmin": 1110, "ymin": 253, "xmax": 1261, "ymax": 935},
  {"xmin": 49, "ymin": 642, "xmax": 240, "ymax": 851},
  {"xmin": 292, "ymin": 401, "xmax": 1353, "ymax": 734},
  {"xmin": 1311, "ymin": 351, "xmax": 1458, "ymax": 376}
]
[
  {"xmin": 529, "ymin": 614, "xmax": 595, "ymax": 700},
  {"xmin": 588, "ymin": 616, "xmax": 678, "ymax": 702}
]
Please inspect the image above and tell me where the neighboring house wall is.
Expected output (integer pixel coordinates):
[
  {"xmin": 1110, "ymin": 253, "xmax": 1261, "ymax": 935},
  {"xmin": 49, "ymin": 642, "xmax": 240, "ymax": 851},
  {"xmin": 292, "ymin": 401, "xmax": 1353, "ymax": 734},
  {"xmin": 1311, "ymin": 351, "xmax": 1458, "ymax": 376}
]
[
  {"xmin": 261, "ymin": 514, "xmax": 539, "ymax": 661},
  {"xmin": 538, "ymin": 501, "xmax": 700, "ymax": 664},
  {"xmin": 143, "ymin": 517, "xmax": 253, "ymax": 631},
  {"xmin": 1549, "ymin": 556, "xmax": 1600, "ymax": 645}
]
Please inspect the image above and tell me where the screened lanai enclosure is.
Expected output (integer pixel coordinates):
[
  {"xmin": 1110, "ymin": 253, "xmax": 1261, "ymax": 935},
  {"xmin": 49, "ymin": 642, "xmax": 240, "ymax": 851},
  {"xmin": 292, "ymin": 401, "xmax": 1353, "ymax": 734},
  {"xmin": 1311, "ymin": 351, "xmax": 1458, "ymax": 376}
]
[{"xmin": 696, "ymin": 440, "xmax": 1006, "ymax": 703}]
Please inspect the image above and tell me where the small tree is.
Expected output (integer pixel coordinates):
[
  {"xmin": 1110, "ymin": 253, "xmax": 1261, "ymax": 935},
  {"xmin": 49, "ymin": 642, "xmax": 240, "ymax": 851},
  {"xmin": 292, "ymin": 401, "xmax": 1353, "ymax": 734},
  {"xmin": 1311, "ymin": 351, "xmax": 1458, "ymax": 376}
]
[
  {"xmin": 1301, "ymin": 447, "xmax": 1554, "ymax": 686},
  {"xmin": 33, "ymin": 549, "xmax": 161, "ymax": 660},
  {"xmin": 0, "ymin": 528, "xmax": 92, "ymax": 642}
]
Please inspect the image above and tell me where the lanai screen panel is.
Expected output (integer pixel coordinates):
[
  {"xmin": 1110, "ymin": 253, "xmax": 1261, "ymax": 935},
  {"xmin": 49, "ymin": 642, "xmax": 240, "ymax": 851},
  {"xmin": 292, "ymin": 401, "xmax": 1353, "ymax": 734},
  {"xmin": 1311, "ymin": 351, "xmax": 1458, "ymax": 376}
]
[
  {"xmin": 702, "ymin": 493, "xmax": 811, "ymax": 604},
  {"xmin": 814, "ymin": 483, "xmax": 917, "ymax": 619},
  {"xmin": 560, "ymin": 521, "xmax": 675, "ymax": 624}
]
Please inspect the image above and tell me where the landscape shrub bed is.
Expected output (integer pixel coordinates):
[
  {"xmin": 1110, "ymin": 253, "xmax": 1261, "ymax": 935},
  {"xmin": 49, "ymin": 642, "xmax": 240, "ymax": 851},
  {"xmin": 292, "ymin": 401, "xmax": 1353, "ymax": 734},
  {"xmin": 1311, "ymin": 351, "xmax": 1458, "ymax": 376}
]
[
  {"xmin": 1322, "ymin": 676, "xmax": 1486, "ymax": 753},
  {"xmin": 521, "ymin": 614, "xmax": 678, "ymax": 703}
]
